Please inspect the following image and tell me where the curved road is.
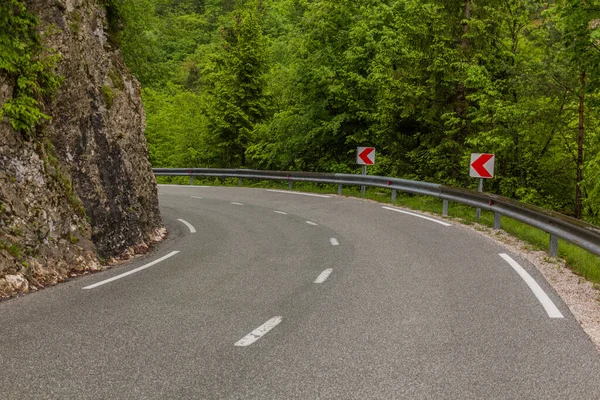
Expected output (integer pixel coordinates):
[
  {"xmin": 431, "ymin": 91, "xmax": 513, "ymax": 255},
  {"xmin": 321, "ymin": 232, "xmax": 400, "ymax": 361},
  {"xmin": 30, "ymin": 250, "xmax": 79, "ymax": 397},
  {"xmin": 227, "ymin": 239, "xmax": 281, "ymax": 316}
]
[{"xmin": 1, "ymin": 185, "xmax": 600, "ymax": 399}]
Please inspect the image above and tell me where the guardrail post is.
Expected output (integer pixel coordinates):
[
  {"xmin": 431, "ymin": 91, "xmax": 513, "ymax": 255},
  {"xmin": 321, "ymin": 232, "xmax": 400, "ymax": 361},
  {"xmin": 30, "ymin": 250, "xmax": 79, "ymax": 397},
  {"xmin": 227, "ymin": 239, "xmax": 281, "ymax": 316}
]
[
  {"xmin": 361, "ymin": 165, "xmax": 366, "ymax": 195},
  {"xmin": 476, "ymin": 178, "xmax": 483, "ymax": 222},
  {"xmin": 338, "ymin": 184, "xmax": 342, "ymax": 196},
  {"xmin": 391, "ymin": 189, "xmax": 397, "ymax": 203},
  {"xmin": 288, "ymin": 180, "xmax": 293, "ymax": 190},
  {"xmin": 238, "ymin": 178, "xmax": 242, "ymax": 186},
  {"xmin": 190, "ymin": 176, "xmax": 194, "ymax": 186},
  {"xmin": 442, "ymin": 200, "xmax": 449, "ymax": 217},
  {"xmin": 494, "ymin": 212, "xmax": 501, "ymax": 229},
  {"xmin": 549, "ymin": 234, "xmax": 559, "ymax": 257}
]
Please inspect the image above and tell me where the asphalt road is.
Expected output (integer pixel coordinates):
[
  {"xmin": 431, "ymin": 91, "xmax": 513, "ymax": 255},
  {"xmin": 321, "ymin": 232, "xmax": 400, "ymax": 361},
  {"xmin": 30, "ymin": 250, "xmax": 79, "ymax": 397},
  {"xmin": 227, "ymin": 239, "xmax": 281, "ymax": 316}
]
[{"xmin": 2, "ymin": 185, "xmax": 600, "ymax": 399}]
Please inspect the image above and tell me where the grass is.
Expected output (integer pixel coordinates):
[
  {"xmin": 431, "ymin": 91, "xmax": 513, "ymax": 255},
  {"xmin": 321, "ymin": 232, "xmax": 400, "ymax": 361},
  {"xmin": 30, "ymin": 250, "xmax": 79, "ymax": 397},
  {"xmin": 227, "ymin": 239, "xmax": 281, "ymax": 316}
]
[{"xmin": 156, "ymin": 175, "xmax": 600, "ymax": 283}]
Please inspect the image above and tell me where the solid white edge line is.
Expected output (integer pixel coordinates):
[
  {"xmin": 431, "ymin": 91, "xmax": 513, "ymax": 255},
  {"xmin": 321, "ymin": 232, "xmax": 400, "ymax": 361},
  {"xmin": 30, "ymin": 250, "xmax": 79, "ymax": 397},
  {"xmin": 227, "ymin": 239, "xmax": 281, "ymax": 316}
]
[
  {"xmin": 306, "ymin": 221, "xmax": 318, "ymax": 226},
  {"xmin": 83, "ymin": 251, "xmax": 180, "ymax": 290},
  {"xmin": 191, "ymin": 196, "xmax": 203, "ymax": 199},
  {"xmin": 314, "ymin": 268, "xmax": 333, "ymax": 284},
  {"xmin": 330, "ymin": 238, "xmax": 339, "ymax": 246},
  {"xmin": 234, "ymin": 316, "xmax": 283, "ymax": 347},
  {"xmin": 266, "ymin": 189, "xmax": 331, "ymax": 198},
  {"xmin": 273, "ymin": 210, "xmax": 288, "ymax": 215},
  {"xmin": 382, "ymin": 206, "xmax": 451, "ymax": 227},
  {"xmin": 177, "ymin": 218, "xmax": 197, "ymax": 233},
  {"xmin": 499, "ymin": 253, "xmax": 564, "ymax": 318}
]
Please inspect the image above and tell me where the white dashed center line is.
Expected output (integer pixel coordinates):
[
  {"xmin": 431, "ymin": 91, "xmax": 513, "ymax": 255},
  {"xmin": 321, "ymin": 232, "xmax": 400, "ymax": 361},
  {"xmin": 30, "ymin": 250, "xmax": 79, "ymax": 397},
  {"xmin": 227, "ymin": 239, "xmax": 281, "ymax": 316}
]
[
  {"xmin": 191, "ymin": 196, "xmax": 203, "ymax": 199},
  {"xmin": 314, "ymin": 268, "xmax": 333, "ymax": 284},
  {"xmin": 235, "ymin": 317, "xmax": 283, "ymax": 347},
  {"xmin": 306, "ymin": 221, "xmax": 318, "ymax": 226},
  {"xmin": 231, "ymin": 202, "xmax": 244, "ymax": 206},
  {"xmin": 273, "ymin": 210, "xmax": 288, "ymax": 215},
  {"xmin": 499, "ymin": 253, "xmax": 564, "ymax": 318},
  {"xmin": 330, "ymin": 238, "xmax": 339, "ymax": 246}
]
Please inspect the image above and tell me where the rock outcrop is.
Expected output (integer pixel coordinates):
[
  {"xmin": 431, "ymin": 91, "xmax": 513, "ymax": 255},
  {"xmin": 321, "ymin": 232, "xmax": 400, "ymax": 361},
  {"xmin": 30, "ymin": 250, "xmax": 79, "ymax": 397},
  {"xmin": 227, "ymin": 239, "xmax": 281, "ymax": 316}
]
[{"xmin": 0, "ymin": 0, "xmax": 164, "ymax": 297}]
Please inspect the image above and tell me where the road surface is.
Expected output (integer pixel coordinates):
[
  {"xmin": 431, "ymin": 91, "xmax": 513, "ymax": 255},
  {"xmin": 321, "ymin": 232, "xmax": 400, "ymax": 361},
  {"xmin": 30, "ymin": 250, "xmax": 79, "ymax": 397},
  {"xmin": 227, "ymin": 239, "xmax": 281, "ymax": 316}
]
[{"xmin": 1, "ymin": 185, "xmax": 600, "ymax": 399}]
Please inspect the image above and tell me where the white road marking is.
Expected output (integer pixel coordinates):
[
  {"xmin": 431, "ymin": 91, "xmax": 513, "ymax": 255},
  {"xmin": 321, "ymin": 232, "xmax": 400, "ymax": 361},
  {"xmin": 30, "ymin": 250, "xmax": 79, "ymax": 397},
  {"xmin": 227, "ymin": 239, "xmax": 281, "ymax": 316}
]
[
  {"xmin": 273, "ymin": 210, "xmax": 288, "ymax": 215},
  {"xmin": 235, "ymin": 317, "xmax": 283, "ymax": 347},
  {"xmin": 191, "ymin": 196, "xmax": 203, "ymax": 199},
  {"xmin": 231, "ymin": 202, "xmax": 244, "ymax": 206},
  {"xmin": 157, "ymin": 184, "xmax": 210, "ymax": 188},
  {"xmin": 306, "ymin": 221, "xmax": 318, "ymax": 226},
  {"xmin": 314, "ymin": 268, "xmax": 333, "ymax": 284},
  {"xmin": 178, "ymin": 218, "xmax": 197, "ymax": 233},
  {"xmin": 330, "ymin": 238, "xmax": 339, "ymax": 246},
  {"xmin": 83, "ymin": 251, "xmax": 180, "ymax": 290},
  {"xmin": 499, "ymin": 253, "xmax": 564, "ymax": 318},
  {"xmin": 382, "ymin": 206, "xmax": 452, "ymax": 227},
  {"xmin": 266, "ymin": 189, "xmax": 331, "ymax": 198}
]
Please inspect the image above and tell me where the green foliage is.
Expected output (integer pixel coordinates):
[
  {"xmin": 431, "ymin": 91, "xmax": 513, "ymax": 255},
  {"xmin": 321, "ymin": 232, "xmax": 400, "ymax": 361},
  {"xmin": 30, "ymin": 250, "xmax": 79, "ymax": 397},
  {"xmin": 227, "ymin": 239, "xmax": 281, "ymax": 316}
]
[
  {"xmin": 68, "ymin": 233, "xmax": 80, "ymax": 244},
  {"xmin": 101, "ymin": 85, "xmax": 117, "ymax": 109},
  {"xmin": 117, "ymin": 0, "xmax": 600, "ymax": 222},
  {"xmin": 0, "ymin": 0, "xmax": 62, "ymax": 135},
  {"xmin": 0, "ymin": 240, "xmax": 22, "ymax": 259}
]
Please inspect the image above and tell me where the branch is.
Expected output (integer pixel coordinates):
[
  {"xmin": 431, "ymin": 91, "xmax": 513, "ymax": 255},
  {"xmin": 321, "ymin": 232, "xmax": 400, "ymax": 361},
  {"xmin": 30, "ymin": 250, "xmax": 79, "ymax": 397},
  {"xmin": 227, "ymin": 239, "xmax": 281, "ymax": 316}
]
[{"xmin": 546, "ymin": 71, "xmax": 575, "ymax": 96}]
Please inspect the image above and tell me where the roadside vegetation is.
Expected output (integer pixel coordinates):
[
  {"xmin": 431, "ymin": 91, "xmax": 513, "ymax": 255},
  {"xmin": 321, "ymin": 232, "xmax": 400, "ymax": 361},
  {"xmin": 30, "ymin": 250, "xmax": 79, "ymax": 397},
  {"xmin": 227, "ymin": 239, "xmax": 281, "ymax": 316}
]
[{"xmin": 109, "ymin": 0, "xmax": 600, "ymax": 223}]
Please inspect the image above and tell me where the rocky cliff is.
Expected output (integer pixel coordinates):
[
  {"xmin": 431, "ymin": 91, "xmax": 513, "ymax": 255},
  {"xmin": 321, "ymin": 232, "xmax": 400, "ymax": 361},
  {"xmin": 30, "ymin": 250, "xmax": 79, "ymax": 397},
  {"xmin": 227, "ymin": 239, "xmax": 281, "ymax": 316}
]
[{"xmin": 0, "ymin": 0, "xmax": 164, "ymax": 297}]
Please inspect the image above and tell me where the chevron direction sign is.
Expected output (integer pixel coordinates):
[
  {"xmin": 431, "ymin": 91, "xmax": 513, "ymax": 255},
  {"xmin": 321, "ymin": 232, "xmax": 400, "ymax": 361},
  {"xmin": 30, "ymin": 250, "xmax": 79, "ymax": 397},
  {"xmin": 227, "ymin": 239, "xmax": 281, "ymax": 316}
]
[
  {"xmin": 470, "ymin": 153, "xmax": 495, "ymax": 178},
  {"xmin": 357, "ymin": 147, "xmax": 376, "ymax": 165}
]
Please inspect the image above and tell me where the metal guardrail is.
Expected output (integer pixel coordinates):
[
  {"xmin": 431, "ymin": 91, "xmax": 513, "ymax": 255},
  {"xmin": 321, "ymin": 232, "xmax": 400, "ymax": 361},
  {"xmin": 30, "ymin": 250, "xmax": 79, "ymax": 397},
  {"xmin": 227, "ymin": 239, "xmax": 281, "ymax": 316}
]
[{"xmin": 153, "ymin": 168, "xmax": 600, "ymax": 258}]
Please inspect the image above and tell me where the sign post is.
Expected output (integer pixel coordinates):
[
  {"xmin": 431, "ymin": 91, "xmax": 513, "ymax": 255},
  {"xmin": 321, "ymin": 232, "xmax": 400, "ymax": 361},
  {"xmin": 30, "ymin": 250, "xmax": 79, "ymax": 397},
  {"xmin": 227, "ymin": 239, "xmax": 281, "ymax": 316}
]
[
  {"xmin": 357, "ymin": 147, "xmax": 375, "ymax": 195},
  {"xmin": 470, "ymin": 153, "xmax": 495, "ymax": 222}
]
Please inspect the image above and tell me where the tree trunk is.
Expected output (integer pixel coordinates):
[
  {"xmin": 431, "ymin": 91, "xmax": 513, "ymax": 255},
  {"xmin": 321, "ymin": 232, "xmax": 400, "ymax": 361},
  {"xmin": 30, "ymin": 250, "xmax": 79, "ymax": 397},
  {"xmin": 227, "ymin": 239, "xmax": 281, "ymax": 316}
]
[{"xmin": 575, "ymin": 70, "xmax": 585, "ymax": 219}]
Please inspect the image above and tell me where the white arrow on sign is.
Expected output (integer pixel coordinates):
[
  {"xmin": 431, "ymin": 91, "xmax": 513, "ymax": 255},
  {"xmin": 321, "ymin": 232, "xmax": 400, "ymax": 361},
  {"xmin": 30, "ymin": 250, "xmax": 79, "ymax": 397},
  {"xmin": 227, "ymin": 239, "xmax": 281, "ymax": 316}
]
[
  {"xmin": 357, "ymin": 147, "xmax": 375, "ymax": 165},
  {"xmin": 470, "ymin": 153, "xmax": 495, "ymax": 178}
]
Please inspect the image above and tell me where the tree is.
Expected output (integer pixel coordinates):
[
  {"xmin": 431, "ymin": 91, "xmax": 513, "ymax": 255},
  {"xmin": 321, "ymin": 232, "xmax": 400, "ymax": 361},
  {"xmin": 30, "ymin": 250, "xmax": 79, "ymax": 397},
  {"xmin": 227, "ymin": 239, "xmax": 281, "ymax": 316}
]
[{"xmin": 202, "ymin": 0, "xmax": 269, "ymax": 167}]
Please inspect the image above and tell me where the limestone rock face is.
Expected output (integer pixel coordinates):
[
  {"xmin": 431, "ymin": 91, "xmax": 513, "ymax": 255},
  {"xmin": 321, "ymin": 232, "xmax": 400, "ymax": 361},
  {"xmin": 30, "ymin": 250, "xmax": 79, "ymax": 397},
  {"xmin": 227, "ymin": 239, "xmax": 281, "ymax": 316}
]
[{"xmin": 0, "ymin": 0, "xmax": 164, "ymax": 297}]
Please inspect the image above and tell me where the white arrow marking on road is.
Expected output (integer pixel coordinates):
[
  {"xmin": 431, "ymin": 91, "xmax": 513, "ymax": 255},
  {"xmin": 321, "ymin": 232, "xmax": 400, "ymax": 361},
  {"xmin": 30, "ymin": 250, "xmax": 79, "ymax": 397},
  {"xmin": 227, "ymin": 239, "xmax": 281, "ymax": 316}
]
[
  {"xmin": 178, "ymin": 218, "xmax": 196, "ymax": 233},
  {"xmin": 266, "ymin": 189, "xmax": 331, "ymax": 198},
  {"xmin": 330, "ymin": 238, "xmax": 339, "ymax": 246},
  {"xmin": 306, "ymin": 221, "xmax": 318, "ymax": 226},
  {"xmin": 499, "ymin": 253, "xmax": 564, "ymax": 318},
  {"xmin": 382, "ymin": 206, "xmax": 451, "ymax": 227},
  {"xmin": 314, "ymin": 268, "xmax": 333, "ymax": 284},
  {"xmin": 83, "ymin": 251, "xmax": 180, "ymax": 290},
  {"xmin": 235, "ymin": 317, "xmax": 283, "ymax": 347}
]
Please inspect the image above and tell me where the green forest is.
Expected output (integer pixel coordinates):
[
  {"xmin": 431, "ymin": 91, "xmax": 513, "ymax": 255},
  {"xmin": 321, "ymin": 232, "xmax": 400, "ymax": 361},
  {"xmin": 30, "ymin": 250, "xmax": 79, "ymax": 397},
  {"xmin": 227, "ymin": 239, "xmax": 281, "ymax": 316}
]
[{"xmin": 106, "ymin": 0, "xmax": 600, "ymax": 221}]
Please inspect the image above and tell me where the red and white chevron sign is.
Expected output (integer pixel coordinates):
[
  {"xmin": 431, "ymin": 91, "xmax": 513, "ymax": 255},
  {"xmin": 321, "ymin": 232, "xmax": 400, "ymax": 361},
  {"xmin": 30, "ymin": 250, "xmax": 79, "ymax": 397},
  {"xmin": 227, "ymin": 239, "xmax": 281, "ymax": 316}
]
[
  {"xmin": 357, "ymin": 147, "xmax": 375, "ymax": 165},
  {"xmin": 470, "ymin": 153, "xmax": 495, "ymax": 178}
]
